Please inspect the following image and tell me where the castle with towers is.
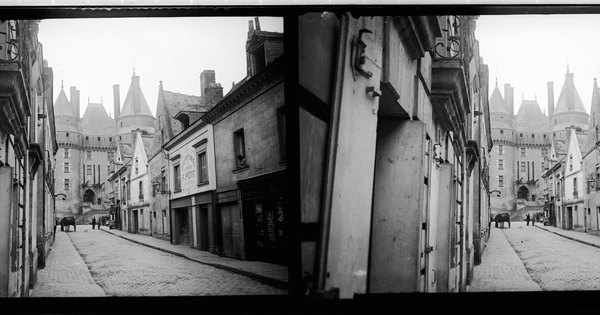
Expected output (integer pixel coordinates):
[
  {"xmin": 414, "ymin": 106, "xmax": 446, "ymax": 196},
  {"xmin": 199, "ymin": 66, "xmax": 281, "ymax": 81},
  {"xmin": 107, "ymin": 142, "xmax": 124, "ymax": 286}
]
[
  {"xmin": 53, "ymin": 69, "xmax": 222, "ymax": 217},
  {"xmin": 489, "ymin": 67, "xmax": 598, "ymax": 216}
]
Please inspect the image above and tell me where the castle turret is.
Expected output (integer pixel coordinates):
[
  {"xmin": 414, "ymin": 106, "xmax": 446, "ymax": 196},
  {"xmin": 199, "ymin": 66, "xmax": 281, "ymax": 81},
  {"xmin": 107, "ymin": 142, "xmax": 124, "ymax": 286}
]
[
  {"xmin": 115, "ymin": 69, "xmax": 155, "ymax": 143},
  {"xmin": 551, "ymin": 68, "xmax": 589, "ymax": 134}
]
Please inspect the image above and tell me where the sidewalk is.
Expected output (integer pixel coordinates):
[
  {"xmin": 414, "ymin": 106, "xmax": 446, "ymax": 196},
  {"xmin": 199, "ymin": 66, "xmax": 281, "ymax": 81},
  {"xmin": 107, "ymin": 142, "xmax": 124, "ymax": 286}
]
[
  {"xmin": 31, "ymin": 230, "xmax": 105, "ymax": 297},
  {"xmin": 100, "ymin": 227, "xmax": 288, "ymax": 290},
  {"xmin": 467, "ymin": 226, "xmax": 541, "ymax": 292},
  {"xmin": 536, "ymin": 224, "xmax": 600, "ymax": 249}
]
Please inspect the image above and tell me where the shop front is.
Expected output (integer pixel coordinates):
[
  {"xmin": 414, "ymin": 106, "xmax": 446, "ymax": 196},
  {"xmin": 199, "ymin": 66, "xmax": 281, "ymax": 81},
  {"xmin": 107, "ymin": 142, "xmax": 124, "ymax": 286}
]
[
  {"xmin": 238, "ymin": 170, "xmax": 286, "ymax": 265},
  {"xmin": 170, "ymin": 192, "xmax": 215, "ymax": 249}
]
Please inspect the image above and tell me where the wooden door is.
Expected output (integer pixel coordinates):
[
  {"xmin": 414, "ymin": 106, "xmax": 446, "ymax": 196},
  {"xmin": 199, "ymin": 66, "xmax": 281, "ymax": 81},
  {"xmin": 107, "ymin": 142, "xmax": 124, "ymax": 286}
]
[{"xmin": 220, "ymin": 204, "xmax": 235, "ymax": 257}]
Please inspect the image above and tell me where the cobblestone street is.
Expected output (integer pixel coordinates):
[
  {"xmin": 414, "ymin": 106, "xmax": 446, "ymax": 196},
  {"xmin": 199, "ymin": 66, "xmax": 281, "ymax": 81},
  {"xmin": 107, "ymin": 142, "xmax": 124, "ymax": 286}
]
[
  {"xmin": 34, "ymin": 225, "xmax": 286, "ymax": 297},
  {"xmin": 470, "ymin": 221, "xmax": 600, "ymax": 292},
  {"xmin": 504, "ymin": 222, "xmax": 600, "ymax": 291}
]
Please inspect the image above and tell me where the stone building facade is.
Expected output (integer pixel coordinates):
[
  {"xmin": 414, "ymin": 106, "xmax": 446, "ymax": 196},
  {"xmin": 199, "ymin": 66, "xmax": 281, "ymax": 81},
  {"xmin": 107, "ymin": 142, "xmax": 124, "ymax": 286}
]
[{"xmin": 0, "ymin": 20, "xmax": 57, "ymax": 297}]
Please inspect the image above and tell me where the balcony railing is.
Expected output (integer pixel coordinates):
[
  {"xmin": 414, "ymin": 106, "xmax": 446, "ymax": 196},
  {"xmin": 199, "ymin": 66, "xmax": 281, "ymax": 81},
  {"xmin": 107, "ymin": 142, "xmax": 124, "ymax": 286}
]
[
  {"xmin": 1, "ymin": 20, "xmax": 20, "ymax": 62},
  {"xmin": 434, "ymin": 16, "xmax": 463, "ymax": 60}
]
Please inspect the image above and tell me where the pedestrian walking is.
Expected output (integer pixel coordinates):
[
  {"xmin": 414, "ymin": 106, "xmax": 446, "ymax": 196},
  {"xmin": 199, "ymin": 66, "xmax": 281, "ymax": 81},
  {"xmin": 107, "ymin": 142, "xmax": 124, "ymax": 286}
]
[
  {"xmin": 526, "ymin": 213, "xmax": 530, "ymax": 226},
  {"xmin": 92, "ymin": 217, "xmax": 96, "ymax": 230}
]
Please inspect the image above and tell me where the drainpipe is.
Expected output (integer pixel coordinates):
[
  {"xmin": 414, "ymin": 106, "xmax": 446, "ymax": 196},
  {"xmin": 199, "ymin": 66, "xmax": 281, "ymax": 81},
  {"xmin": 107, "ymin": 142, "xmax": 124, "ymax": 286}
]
[{"xmin": 315, "ymin": 13, "xmax": 349, "ymax": 294}]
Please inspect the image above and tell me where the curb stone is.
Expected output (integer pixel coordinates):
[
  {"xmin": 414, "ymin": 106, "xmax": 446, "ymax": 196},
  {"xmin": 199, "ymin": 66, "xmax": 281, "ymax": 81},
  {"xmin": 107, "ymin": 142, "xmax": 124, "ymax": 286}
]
[{"xmin": 99, "ymin": 228, "xmax": 288, "ymax": 290}]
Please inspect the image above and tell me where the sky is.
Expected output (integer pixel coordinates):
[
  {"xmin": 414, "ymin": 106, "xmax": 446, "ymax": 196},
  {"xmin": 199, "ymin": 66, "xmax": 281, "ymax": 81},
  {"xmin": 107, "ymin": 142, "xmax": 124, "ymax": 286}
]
[
  {"xmin": 476, "ymin": 15, "xmax": 600, "ymax": 116},
  {"xmin": 37, "ymin": 16, "xmax": 283, "ymax": 118}
]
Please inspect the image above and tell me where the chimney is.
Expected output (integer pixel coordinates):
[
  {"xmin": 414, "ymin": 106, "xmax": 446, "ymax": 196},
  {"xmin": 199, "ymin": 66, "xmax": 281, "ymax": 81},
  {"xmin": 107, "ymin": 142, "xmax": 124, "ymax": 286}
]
[
  {"xmin": 254, "ymin": 17, "xmax": 261, "ymax": 31},
  {"xmin": 113, "ymin": 84, "xmax": 120, "ymax": 121},
  {"xmin": 547, "ymin": 81, "xmax": 554, "ymax": 117},
  {"xmin": 504, "ymin": 83, "xmax": 514, "ymax": 115},
  {"xmin": 70, "ymin": 86, "xmax": 80, "ymax": 119},
  {"xmin": 248, "ymin": 20, "xmax": 254, "ymax": 36},
  {"xmin": 200, "ymin": 70, "xmax": 221, "ymax": 107}
]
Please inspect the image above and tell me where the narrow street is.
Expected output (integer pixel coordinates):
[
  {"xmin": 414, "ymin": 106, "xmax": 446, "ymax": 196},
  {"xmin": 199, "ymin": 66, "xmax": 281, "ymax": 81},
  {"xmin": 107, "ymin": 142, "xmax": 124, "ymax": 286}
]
[
  {"xmin": 504, "ymin": 222, "xmax": 600, "ymax": 291},
  {"xmin": 33, "ymin": 225, "xmax": 286, "ymax": 297},
  {"xmin": 470, "ymin": 221, "xmax": 600, "ymax": 292}
]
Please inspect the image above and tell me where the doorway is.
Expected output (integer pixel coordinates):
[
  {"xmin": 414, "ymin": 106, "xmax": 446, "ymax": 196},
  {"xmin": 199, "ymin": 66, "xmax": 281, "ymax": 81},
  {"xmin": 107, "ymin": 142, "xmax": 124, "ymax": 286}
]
[
  {"xmin": 199, "ymin": 206, "xmax": 209, "ymax": 251},
  {"xmin": 218, "ymin": 203, "xmax": 241, "ymax": 258},
  {"xmin": 176, "ymin": 208, "xmax": 190, "ymax": 245},
  {"xmin": 83, "ymin": 189, "xmax": 95, "ymax": 204},
  {"xmin": 132, "ymin": 210, "xmax": 138, "ymax": 233},
  {"xmin": 517, "ymin": 186, "xmax": 530, "ymax": 200},
  {"xmin": 567, "ymin": 206, "xmax": 573, "ymax": 230}
]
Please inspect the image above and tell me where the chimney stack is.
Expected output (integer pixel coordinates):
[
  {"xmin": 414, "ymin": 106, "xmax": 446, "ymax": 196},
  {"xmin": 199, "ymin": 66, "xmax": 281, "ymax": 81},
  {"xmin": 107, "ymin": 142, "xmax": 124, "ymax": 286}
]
[
  {"xmin": 113, "ymin": 84, "xmax": 120, "ymax": 121},
  {"xmin": 547, "ymin": 81, "xmax": 554, "ymax": 117},
  {"xmin": 254, "ymin": 17, "xmax": 261, "ymax": 31},
  {"xmin": 504, "ymin": 83, "xmax": 514, "ymax": 115},
  {"xmin": 70, "ymin": 86, "xmax": 80, "ymax": 119},
  {"xmin": 200, "ymin": 70, "xmax": 223, "ymax": 108}
]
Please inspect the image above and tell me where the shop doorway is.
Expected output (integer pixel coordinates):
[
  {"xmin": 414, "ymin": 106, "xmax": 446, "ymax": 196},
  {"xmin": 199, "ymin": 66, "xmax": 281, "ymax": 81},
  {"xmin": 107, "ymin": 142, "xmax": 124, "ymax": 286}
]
[
  {"xmin": 132, "ymin": 210, "xmax": 139, "ymax": 233},
  {"xmin": 173, "ymin": 208, "xmax": 190, "ymax": 245},
  {"xmin": 199, "ymin": 206, "xmax": 209, "ymax": 251},
  {"xmin": 244, "ymin": 197, "xmax": 285, "ymax": 264},
  {"xmin": 218, "ymin": 203, "xmax": 241, "ymax": 258}
]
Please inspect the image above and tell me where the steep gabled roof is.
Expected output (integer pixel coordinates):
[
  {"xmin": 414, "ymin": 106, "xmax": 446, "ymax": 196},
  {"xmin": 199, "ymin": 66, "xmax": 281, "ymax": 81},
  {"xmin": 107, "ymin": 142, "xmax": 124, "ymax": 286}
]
[
  {"xmin": 163, "ymin": 90, "xmax": 204, "ymax": 112},
  {"xmin": 81, "ymin": 103, "xmax": 114, "ymax": 135},
  {"xmin": 120, "ymin": 71, "xmax": 153, "ymax": 117},
  {"xmin": 554, "ymin": 70, "xmax": 587, "ymax": 114},
  {"xmin": 54, "ymin": 87, "xmax": 74, "ymax": 116},
  {"xmin": 489, "ymin": 84, "xmax": 508, "ymax": 113},
  {"xmin": 516, "ymin": 100, "xmax": 549, "ymax": 132}
]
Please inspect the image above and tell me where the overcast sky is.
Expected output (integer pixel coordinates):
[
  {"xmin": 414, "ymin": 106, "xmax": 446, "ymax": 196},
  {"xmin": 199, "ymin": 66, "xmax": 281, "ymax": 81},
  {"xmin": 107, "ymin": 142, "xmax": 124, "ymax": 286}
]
[
  {"xmin": 476, "ymin": 15, "xmax": 600, "ymax": 115},
  {"xmin": 38, "ymin": 16, "xmax": 283, "ymax": 118}
]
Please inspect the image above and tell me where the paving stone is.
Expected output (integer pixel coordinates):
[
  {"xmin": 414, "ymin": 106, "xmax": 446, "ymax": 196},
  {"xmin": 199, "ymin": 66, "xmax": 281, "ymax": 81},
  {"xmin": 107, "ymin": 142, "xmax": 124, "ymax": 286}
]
[{"xmin": 68, "ymin": 225, "xmax": 286, "ymax": 296}]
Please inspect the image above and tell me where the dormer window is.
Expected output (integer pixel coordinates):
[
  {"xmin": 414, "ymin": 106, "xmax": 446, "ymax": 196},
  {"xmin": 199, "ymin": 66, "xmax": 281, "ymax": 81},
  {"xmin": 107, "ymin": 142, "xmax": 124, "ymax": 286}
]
[
  {"xmin": 178, "ymin": 114, "xmax": 190, "ymax": 130},
  {"xmin": 250, "ymin": 44, "xmax": 267, "ymax": 76}
]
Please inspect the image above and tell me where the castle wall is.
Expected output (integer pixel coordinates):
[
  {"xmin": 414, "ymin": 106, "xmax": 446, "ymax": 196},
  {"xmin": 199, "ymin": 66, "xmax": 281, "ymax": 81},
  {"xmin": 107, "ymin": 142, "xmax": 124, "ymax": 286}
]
[
  {"xmin": 116, "ymin": 115, "xmax": 155, "ymax": 137},
  {"xmin": 551, "ymin": 111, "xmax": 589, "ymax": 132}
]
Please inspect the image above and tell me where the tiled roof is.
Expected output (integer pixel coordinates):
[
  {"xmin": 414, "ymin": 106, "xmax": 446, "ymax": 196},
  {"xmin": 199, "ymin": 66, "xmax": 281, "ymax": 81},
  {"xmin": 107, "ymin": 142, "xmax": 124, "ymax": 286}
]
[
  {"xmin": 120, "ymin": 73, "xmax": 153, "ymax": 117},
  {"xmin": 516, "ymin": 100, "xmax": 549, "ymax": 132},
  {"xmin": 489, "ymin": 84, "xmax": 508, "ymax": 113},
  {"xmin": 81, "ymin": 103, "xmax": 115, "ymax": 135},
  {"xmin": 163, "ymin": 90, "xmax": 206, "ymax": 112},
  {"xmin": 54, "ymin": 88, "xmax": 74, "ymax": 116},
  {"xmin": 554, "ymin": 71, "xmax": 587, "ymax": 114}
]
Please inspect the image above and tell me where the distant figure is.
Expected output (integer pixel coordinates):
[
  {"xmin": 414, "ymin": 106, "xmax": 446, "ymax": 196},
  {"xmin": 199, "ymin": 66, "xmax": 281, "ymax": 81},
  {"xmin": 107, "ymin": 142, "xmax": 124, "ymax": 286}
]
[
  {"xmin": 92, "ymin": 217, "xmax": 96, "ymax": 230},
  {"xmin": 98, "ymin": 218, "xmax": 102, "ymax": 230},
  {"xmin": 532, "ymin": 214, "xmax": 535, "ymax": 226},
  {"xmin": 54, "ymin": 218, "xmax": 59, "ymax": 233},
  {"xmin": 526, "ymin": 214, "xmax": 531, "ymax": 226},
  {"xmin": 60, "ymin": 218, "xmax": 64, "ymax": 232}
]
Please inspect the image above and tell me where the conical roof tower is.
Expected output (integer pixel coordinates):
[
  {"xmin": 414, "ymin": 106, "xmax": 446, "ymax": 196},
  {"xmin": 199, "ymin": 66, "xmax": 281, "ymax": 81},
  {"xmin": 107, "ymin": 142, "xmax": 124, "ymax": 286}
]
[
  {"xmin": 551, "ymin": 67, "xmax": 589, "ymax": 132},
  {"xmin": 115, "ymin": 69, "xmax": 155, "ymax": 144}
]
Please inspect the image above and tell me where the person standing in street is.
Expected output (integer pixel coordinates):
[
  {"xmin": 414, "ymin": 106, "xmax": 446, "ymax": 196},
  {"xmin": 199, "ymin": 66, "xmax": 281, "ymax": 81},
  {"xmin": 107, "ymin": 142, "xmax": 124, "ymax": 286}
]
[
  {"xmin": 526, "ymin": 213, "xmax": 530, "ymax": 226},
  {"xmin": 532, "ymin": 214, "xmax": 535, "ymax": 226},
  {"xmin": 92, "ymin": 217, "xmax": 96, "ymax": 230}
]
